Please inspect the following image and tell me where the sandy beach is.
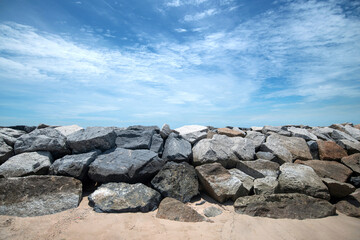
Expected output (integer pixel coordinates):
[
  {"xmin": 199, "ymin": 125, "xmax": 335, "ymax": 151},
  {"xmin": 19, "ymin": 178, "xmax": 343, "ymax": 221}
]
[{"xmin": 1, "ymin": 194, "xmax": 359, "ymax": 240}]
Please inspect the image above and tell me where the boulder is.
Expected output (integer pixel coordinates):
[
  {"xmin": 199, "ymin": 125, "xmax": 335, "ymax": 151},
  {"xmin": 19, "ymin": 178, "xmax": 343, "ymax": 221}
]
[
  {"xmin": 88, "ymin": 148, "xmax": 165, "ymax": 183},
  {"xmin": 14, "ymin": 128, "xmax": 69, "ymax": 158},
  {"xmin": 150, "ymin": 133, "xmax": 164, "ymax": 154},
  {"xmin": 262, "ymin": 126, "xmax": 291, "ymax": 136},
  {"xmin": 156, "ymin": 197, "xmax": 205, "ymax": 222},
  {"xmin": 307, "ymin": 140, "xmax": 319, "ymax": 159},
  {"xmin": 259, "ymin": 142, "xmax": 292, "ymax": 165},
  {"xmin": 236, "ymin": 159, "xmax": 279, "ymax": 179},
  {"xmin": 174, "ymin": 125, "xmax": 208, "ymax": 144},
  {"xmin": 245, "ymin": 131, "xmax": 266, "ymax": 150},
  {"xmin": 331, "ymin": 129, "xmax": 358, "ymax": 142},
  {"xmin": 250, "ymin": 126, "xmax": 263, "ymax": 132},
  {"xmin": 0, "ymin": 127, "xmax": 26, "ymax": 146},
  {"xmin": 287, "ymin": 127, "xmax": 318, "ymax": 141},
  {"xmin": 350, "ymin": 176, "xmax": 360, "ymax": 188},
  {"xmin": 217, "ymin": 128, "xmax": 245, "ymax": 137},
  {"xmin": 343, "ymin": 125, "xmax": 360, "ymax": 141},
  {"xmin": 322, "ymin": 178, "xmax": 355, "ymax": 198},
  {"xmin": 160, "ymin": 124, "xmax": 171, "ymax": 139},
  {"xmin": 55, "ymin": 125, "xmax": 83, "ymax": 137},
  {"xmin": 151, "ymin": 162, "xmax": 199, "ymax": 202},
  {"xmin": 317, "ymin": 140, "xmax": 348, "ymax": 161},
  {"xmin": 338, "ymin": 140, "xmax": 360, "ymax": 154},
  {"xmin": 295, "ymin": 160, "xmax": 352, "ymax": 183},
  {"xmin": 278, "ymin": 163, "xmax": 330, "ymax": 200},
  {"xmin": 49, "ymin": 151, "xmax": 99, "ymax": 180},
  {"xmin": 254, "ymin": 176, "xmax": 279, "ymax": 195},
  {"xmin": 195, "ymin": 163, "xmax": 248, "ymax": 203},
  {"xmin": 88, "ymin": 182, "xmax": 161, "ymax": 213},
  {"xmin": 203, "ymin": 206, "xmax": 223, "ymax": 217},
  {"xmin": 341, "ymin": 153, "xmax": 360, "ymax": 174},
  {"xmin": 116, "ymin": 127, "xmax": 154, "ymax": 150},
  {"xmin": 0, "ymin": 139, "xmax": 13, "ymax": 165},
  {"xmin": 309, "ymin": 127, "xmax": 333, "ymax": 141},
  {"xmin": 67, "ymin": 127, "xmax": 117, "ymax": 154},
  {"xmin": 5, "ymin": 125, "xmax": 36, "ymax": 133},
  {"xmin": 228, "ymin": 168, "xmax": 254, "ymax": 194},
  {"xmin": 336, "ymin": 189, "xmax": 360, "ymax": 217},
  {"xmin": 162, "ymin": 133, "xmax": 192, "ymax": 162},
  {"xmin": 255, "ymin": 151, "xmax": 275, "ymax": 161},
  {"xmin": 193, "ymin": 134, "xmax": 255, "ymax": 168},
  {"xmin": 0, "ymin": 151, "xmax": 52, "ymax": 178},
  {"xmin": 234, "ymin": 193, "xmax": 336, "ymax": 219},
  {"xmin": 0, "ymin": 175, "xmax": 82, "ymax": 217}
]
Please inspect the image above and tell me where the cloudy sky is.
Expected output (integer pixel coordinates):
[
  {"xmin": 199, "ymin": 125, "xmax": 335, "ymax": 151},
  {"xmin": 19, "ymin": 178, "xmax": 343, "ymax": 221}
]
[{"xmin": 0, "ymin": 0, "xmax": 359, "ymax": 128}]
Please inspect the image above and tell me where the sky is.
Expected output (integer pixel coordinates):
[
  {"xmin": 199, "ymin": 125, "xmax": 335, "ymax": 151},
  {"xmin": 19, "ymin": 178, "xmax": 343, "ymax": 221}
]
[{"xmin": 0, "ymin": 0, "xmax": 359, "ymax": 128}]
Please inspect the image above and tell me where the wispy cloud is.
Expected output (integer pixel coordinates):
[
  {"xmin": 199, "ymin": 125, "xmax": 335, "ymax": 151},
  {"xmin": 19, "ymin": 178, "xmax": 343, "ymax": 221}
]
[
  {"xmin": 184, "ymin": 8, "xmax": 218, "ymax": 21},
  {"xmin": 166, "ymin": 0, "xmax": 208, "ymax": 7}
]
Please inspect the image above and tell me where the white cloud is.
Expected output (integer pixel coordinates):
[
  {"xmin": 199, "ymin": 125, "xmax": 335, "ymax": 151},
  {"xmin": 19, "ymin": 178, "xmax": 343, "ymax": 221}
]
[
  {"xmin": 184, "ymin": 8, "xmax": 218, "ymax": 21},
  {"xmin": 166, "ymin": 0, "xmax": 208, "ymax": 7},
  {"xmin": 175, "ymin": 28, "xmax": 187, "ymax": 33}
]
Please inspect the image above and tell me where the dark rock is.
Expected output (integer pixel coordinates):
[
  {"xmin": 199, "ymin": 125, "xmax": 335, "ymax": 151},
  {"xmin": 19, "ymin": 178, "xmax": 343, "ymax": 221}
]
[
  {"xmin": 5, "ymin": 125, "xmax": 36, "ymax": 133},
  {"xmin": 156, "ymin": 197, "xmax": 205, "ymax": 222},
  {"xmin": 160, "ymin": 124, "xmax": 171, "ymax": 139},
  {"xmin": 317, "ymin": 140, "xmax": 348, "ymax": 161},
  {"xmin": 0, "ymin": 151, "xmax": 52, "ymax": 177},
  {"xmin": 67, "ymin": 127, "xmax": 117, "ymax": 154},
  {"xmin": 254, "ymin": 176, "xmax": 279, "ymax": 195},
  {"xmin": 0, "ymin": 139, "xmax": 13, "ymax": 165},
  {"xmin": 203, "ymin": 206, "xmax": 222, "ymax": 217},
  {"xmin": 338, "ymin": 140, "xmax": 360, "ymax": 154},
  {"xmin": 234, "ymin": 193, "xmax": 336, "ymax": 219},
  {"xmin": 116, "ymin": 127, "xmax": 154, "ymax": 150},
  {"xmin": 88, "ymin": 182, "xmax": 161, "ymax": 213},
  {"xmin": 336, "ymin": 189, "xmax": 360, "ymax": 217},
  {"xmin": 278, "ymin": 163, "xmax": 330, "ymax": 200},
  {"xmin": 307, "ymin": 140, "xmax": 319, "ymax": 159},
  {"xmin": 322, "ymin": 178, "xmax": 355, "ymax": 198},
  {"xmin": 256, "ymin": 151, "xmax": 275, "ymax": 161},
  {"xmin": 49, "ymin": 151, "xmax": 99, "ymax": 180},
  {"xmin": 88, "ymin": 148, "xmax": 165, "ymax": 183},
  {"xmin": 150, "ymin": 133, "xmax": 164, "ymax": 154},
  {"xmin": 236, "ymin": 159, "xmax": 279, "ymax": 179},
  {"xmin": 0, "ymin": 175, "xmax": 82, "ymax": 217},
  {"xmin": 151, "ymin": 162, "xmax": 199, "ymax": 202},
  {"xmin": 162, "ymin": 133, "xmax": 192, "ymax": 162},
  {"xmin": 350, "ymin": 176, "xmax": 360, "ymax": 188}
]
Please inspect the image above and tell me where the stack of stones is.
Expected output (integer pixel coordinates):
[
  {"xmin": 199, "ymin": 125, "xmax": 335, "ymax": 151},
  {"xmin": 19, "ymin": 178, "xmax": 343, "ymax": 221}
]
[{"xmin": 1, "ymin": 123, "xmax": 360, "ymax": 220}]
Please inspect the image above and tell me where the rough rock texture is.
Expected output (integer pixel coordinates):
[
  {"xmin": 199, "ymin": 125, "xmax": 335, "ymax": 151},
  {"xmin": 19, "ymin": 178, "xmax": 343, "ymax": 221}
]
[
  {"xmin": 256, "ymin": 151, "xmax": 275, "ymax": 161},
  {"xmin": 0, "ymin": 151, "xmax": 52, "ymax": 177},
  {"xmin": 55, "ymin": 125, "xmax": 83, "ymax": 137},
  {"xmin": 162, "ymin": 133, "xmax": 192, "ymax": 162},
  {"xmin": 295, "ymin": 160, "xmax": 352, "ymax": 183},
  {"xmin": 234, "ymin": 193, "xmax": 336, "ymax": 219},
  {"xmin": 14, "ymin": 128, "xmax": 69, "ymax": 158},
  {"xmin": 193, "ymin": 134, "xmax": 255, "ymax": 168},
  {"xmin": 307, "ymin": 140, "xmax": 319, "ymax": 159},
  {"xmin": 278, "ymin": 163, "xmax": 330, "ymax": 200},
  {"xmin": 350, "ymin": 176, "xmax": 360, "ymax": 188},
  {"xmin": 331, "ymin": 129, "xmax": 358, "ymax": 142},
  {"xmin": 160, "ymin": 124, "xmax": 171, "ymax": 139},
  {"xmin": 341, "ymin": 153, "xmax": 360, "ymax": 174},
  {"xmin": 151, "ymin": 161, "xmax": 199, "ymax": 202},
  {"xmin": 0, "ymin": 127, "xmax": 26, "ymax": 146},
  {"xmin": 195, "ymin": 163, "xmax": 248, "ymax": 203},
  {"xmin": 317, "ymin": 140, "xmax": 348, "ymax": 161},
  {"xmin": 156, "ymin": 197, "xmax": 205, "ymax": 222},
  {"xmin": 88, "ymin": 148, "xmax": 165, "ymax": 183},
  {"xmin": 309, "ymin": 127, "xmax": 333, "ymax": 141},
  {"xmin": 344, "ymin": 125, "xmax": 360, "ymax": 141},
  {"xmin": 236, "ymin": 159, "xmax": 279, "ymax": 179},
  {"xmin": 245, "ymin": 131, "xmax": 266, "ymax": 150},
  {"xmin": 115, "ymin": 127, "xmax": 154, "ymax": 150},
  {"xmin": 150, "ymin": 133, "xmax": 164, "ymax": 154},
  {"xmin": 0, "ymin": 138, "xmax": 13, "ymax": 165},
  {"xmin": 6, "ymin": 125, "xmax": 36, "ymax": 133},
  {"xmin": 0, "ymin": 175, "xmax": 82, "ymax": 217},
  {"xmin": 49, "ymin": 151, "xmax": 99, "ymax": 180},
  {"xmin": 336, "ymin": 189, "xmax": 360, "ymax": 217},
  {"xmin": 204, "ymin": 206, "xmax": 223, "ymax": 217},
  {"xmin": 322, "ymin": 178, "xmax": 355, "ymax": 198},
  {"xmin": 67, "ymin": 127, "xmax": 117, "ymax": 154},
  {"xmin": 217, "ymin": 128, "xmax": 245, "ymax": 137},
  {"xmin": 88, "ymin": 182, "xmax": 161, "ymax": 213},
  {"xmin": 287, "ymin": 127, "xmax": 318, "ymax": 141},
  {"xmin": 254, "ymin": 177, "xmax": 279, "ymax": 195},
  {"xmin": 260, "ymin": 141, "xmax": 292, "ymax": 164},
  {"xmin": 174, "ymin": 125, "xmax": 208, "ymax": 145},
  {"xmin": 228, "ymin": 168, "xmax": 254, "ymax": 194},
  {"xmin": 262, "ymin": 126, "xmax": 291, "ymax": 136},
  {"xmin": 338, "ymin": 140, "xmax": 360, "ymax": 154}
]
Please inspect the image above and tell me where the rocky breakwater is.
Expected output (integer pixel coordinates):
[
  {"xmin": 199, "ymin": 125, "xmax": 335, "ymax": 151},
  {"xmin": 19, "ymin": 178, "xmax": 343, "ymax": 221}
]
[{"xmin": 0, "ymin": 123, "xmax": 360, "ymax": 220}]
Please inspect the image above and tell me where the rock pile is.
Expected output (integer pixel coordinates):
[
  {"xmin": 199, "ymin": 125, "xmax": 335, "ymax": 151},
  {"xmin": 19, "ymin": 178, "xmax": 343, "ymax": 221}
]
[{"xmin": 1, "ymin": 123, "xmax": 360, "ymax": 220}]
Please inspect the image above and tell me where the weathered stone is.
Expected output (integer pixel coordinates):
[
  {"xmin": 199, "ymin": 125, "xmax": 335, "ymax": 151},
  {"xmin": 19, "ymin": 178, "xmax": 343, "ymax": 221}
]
[
  {"xmin": 343, "ymin": 125, "xmax": 360, "ymax": 141},
  {"xmin": 262, "ymin": 126, "xmax": 291, "ymax": 137},
  {"xmin": 203, "ymin": 206, "xmax": 222, "ymax": 217},
  {"xmin": 150, "ymin": 133, "xmax": 164, "ymax": 154},
  {"xmin": 151, "ymin": 162, "xmax": 199, "ymax": 202},
  {"xmin": 228, "ymin": 168, "xmax": 254, "ymax": 194},
  {"xmin": 195, "ymin": 163, "xmax": 248, "ymax": 203},
  {"xmin": 0, "ymin": 151, "xmax": 52, "ymax": 178},
  {"xmin": 250, "ymin": 126, "xmax": 263, "ymax": 132},
  {"xmin": 156, "ymin": 197, "xmax": 205, "ymax": 222},
  {"xmin": 49, "ymin": 151, "xmax": 99, "ymax": 180},
  {"xmin": 174, "ymin": 125, "xmax": 208, "ymax": 144},
  {"xmin": 0, "ymin": 139, "xmax": 13, "ymax": 165},
  {"xmin": 0, "ymin": 175, "xmax": 82, "ymax": 217},
  {"xmin": 160, "ymin": 124, "xmax": 171, "ymax": 139},
  {"xmin": 255, "ymin": 151, "xmax": 275, "ymax": 161},
  {"xmin": 88, "ymin": 182, "xmax": 161, "ymax": 213},
  {"xmin": 14, "ymin": 128, "xmax": 69, "ymax": 158},
  {"xmin": 217, "ymin": 128, "xmax": 245, "ymax": 137},
  {"xmin": 162, "ymin": 133, "xmax": 192, "ymax": 162},
  {"xmin": 88, "ymin": 148, "xmax": 165, "ymax": 183},
  {"xmin": 278, "ymin": 163, "xmax": 330, "ymax": 200},
  {"xmin": 309, "ymin": 127, "xmax": 333, "ymax": 141},
  {"xmin": 245, "ymin": 131, "xmax": 266, "ymax": 150},
  {"xmin": 5, "ymin": 125, "xmax": 36, "ymax": 133},
  {"xmin": 307, "ymin": 140, "xmax": 319, "ymax": 159},
  {"xmin": 193, "ymin": 134, "xmax": 255, "ymax": 168},
  {"xmin": 341, "ymin": 153, "xmax": 360, "ymax": 174},
  {"xmin": 338, "ymin": 140, "xmax": 360, "ymax": 154},
  {"xmin": 0, "ymin": 128, "xmax": 26, "ymax": 146},
  {"xmin": 236, "ymin": 159, "xmax": 279, "ymax": 179},
  {"xmin": 55, "ymin": 125, "xmax": 83, "ymax": 137},
  {"xmin": 317, "ymin": 140, "xmax": 348, "ymax": 161},
  {"xmin": 260, "ymin": 141, "xmax": 292, "ymax": 165},
  {"xmin": 234, "ymin": 193, "xmax": 336, "ymax": 219},
  {"xmin": 116, "ymin": 127, "xmax": 155, "ymax": 150},
  {"xmin": 350, "ymin": 176, "xmax": 360, "ymax": 188},
  {"xmin": 295, "ymin": 160, "xmax": 352, "ymax": 183},
  {"xmin": 254, "ymin": 177, "xmax": 279, "ymax": 195},
  {"xmin": 322, "ymin": 178, "xmax": 355, "ymax": 198},
  {"xmin": 331, "ymin": 129, "xmax": 358, "ymax": 142},
  {"xmin": 336, "ymin": 189, "xmax": 360, "ymax": 217},
  {"xmin": 67, "ymin": 127, "xmax": 117, "ymax": 154},
  {"xmin": 288, "ymin": 127, "xmax": 318, "ymax": 141}
]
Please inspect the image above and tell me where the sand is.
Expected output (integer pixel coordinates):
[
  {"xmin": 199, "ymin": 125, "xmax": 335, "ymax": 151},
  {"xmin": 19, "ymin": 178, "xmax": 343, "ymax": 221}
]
[{"xmin": 1, "ymin": 194, "xmax": 360, "ymax": 240}]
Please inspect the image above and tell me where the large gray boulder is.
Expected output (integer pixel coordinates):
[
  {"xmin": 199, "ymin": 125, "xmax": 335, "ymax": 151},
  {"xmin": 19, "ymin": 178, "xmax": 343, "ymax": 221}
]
[
  {"xmin": 260, "ymin": 141, "xmax": 292, "ymax": 164},
  {"xmin": 0, "ymin": 151, "xmax": 52, "ymax": 178},
  {"xmin": 228, "ymin": 168, "xmax": 254, "ymax": 194},
  {"xmin": 14, "ymin": 128, "xmax": 69, "ymax": 158},
  {"xmin": 0, "ymin": 175, "xmax": 82, "ymax": 217},
  {"xmin": 116, "ymin": 127, "xmax": 154, "ymax": 150},
  {"xmin": 245, "ymin": 131, "xmax": 266, "ymax": 150},
  {"xmin": 287, "ymin": 127, "xmax": 318, "ymax": 141},
  {"xmin": 331, "ymin": 129, "xmax": 358, "ymax": 142},
  {"xmin": 262, "ymin": 126, "xmax": 291, "ymax": 136},
  {"xmin": 88, "ymin": 148, "xmax": 165, "ymax": 183},
  {"xmin": 49, "ymin": 151, "xmax": 99, "ymax": 180},
  {"xmin": 309, "ymin": 127, "xmax": 333, "ymax": 141},
  {"xmin": 236, "ymin": 159, "xmax": 279, "ymax": 179},
  {"xmin": 174, "ymin": 125, "xmax": 208, "ymax": 145},
  {"xmin": 67, "ymin": 127, "xmax": 117, "ymax": 154},
  {"xmin": 151, "ymin": 162, "xmax": 199, "ymax": 202},
  {"xmin": 234, "ymin": 193, "xmax": 336, "ymax": 219},
  {"xmin": 162, "ymin": 133, "xmax": 192, "ymax": 162},
  {"xmin": 0, "ymin": 127, "xmax": 26, "ymax": 146},
  {"xmin": 254, "ymin": 176, "xmax": 279, "ymax": 195},
  {"xmin": 278, "ymin": 163, "xmax": 330, "ymax": 200},
  {"xmin": 0, "ymin": 138, "xmax": 13, "ymax": 165},
  {"xmin": 338, "ymin": 140, "xmax": 360, "ymax": 154},
  {"xmin": 88, "ymin": 182, "xmax": 161, "ymax": 213},
  {"xmin": 54, "ymin": 125, "xmax": 83, "ymax": 136},
  {"xmin": 193, "ymin": 134, "xmax": 255, "ymax": 168},
  {"xmin": 195, "ymin": 163, "xmax": 248, "ymax": 203},
  {"xmin": 343, "ymin": 125, "xmax": 360, "ymax": 141},
  {"xmin": 150, "ymin": 133, "xmax": 164, "ymax": 154}
]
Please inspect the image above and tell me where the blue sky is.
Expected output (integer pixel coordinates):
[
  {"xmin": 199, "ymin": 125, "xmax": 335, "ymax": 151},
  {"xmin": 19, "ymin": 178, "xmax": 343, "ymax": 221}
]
[{"xmin": 0, "ymin": 0, "xmax": 359, "ymax": 128}]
